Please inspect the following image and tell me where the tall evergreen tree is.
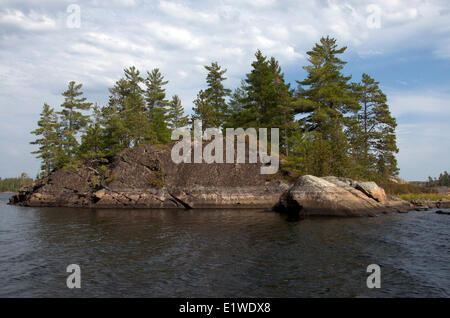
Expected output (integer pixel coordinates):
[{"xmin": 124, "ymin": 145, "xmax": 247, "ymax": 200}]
[
  {"xmin": 78, "ymin": 104, "xmax": 104, "ymax": 157},
  {"xmin": 145, "ymin": 68, "xmax": 171, "ymax": 143},
  {"xmin": 30, "ymin": 104, "xmax": 62, "ymax": 177},
  {"xmin": 192, "ymin": 62, "xmax": 231, "ymax": 128},
  {"xmin": 204, "ymin": 62, "xmax": 231, "ymax": 125},
  {"xmin": 167, "ymin": 95, "xmax": 189, "ymax": 129},
  {"xmin": 350, "ymin": 73, "xmax": 399, "ymax": 178},
  {"xmin": 235, "ymin": 50, "xmax": 292, "ymax": 152},
  {"xmin": 293, "ymin": 36, "xmax": 359, "ymax": 176},
  {"xmin": 103, "ymin": 66, "xmax": 153, "ymax": 152},
  {"xmin": 57, "ymin": 81, "xmax": 92, "ymax": 161},
  {"xmin": 103, "ymin": 77, "xmax": 132, "ymax": 152},
  {"xmin": 223, "ymin": 81, "xmax": 248, "ymax": 128},
  {"xmin": 192, "ymin": 90, "xmax": 216, "ymax": 128}
]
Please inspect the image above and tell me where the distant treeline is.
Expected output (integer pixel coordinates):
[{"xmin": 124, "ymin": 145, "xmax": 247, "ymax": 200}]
[
  {"xmin": 427, "ymin": 171, "xmax": 449, "ymax": 187},
  {"xmin": 0, "ymin": 173, "xmax": 33, "ymax": 192},
  {"xmin": 30, "ymin": 36, "xmax": 398, "ymax": 182}
]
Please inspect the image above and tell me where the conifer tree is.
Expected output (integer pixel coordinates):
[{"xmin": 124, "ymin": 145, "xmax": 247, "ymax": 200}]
[
  {"xmin": 124, "ymin": 66, "xmax": 153, "ymax": 146},
  {"xmin": 145, "ymin": 68, "xmax": 171, "ymax": 143},
  {"xmin": 293, "ymin": 36, "xmax": 359, "ymax": 176},
  {"xmin": 204, "ymin": 62, "xmax": 231, "ymax": 126},
  {"xmin": 78, "ymin": 104, "xmax": 104, "ymax": 156},
  {"xmin": 237, "ymin": 51, "xmax": 292, "ymax": 152},
  {"xmin": 350, "ymin": 73, "xmax": 399, "ymax": 178},
  {"xmin": 58, "ymin": 81, "xmax": 92, "ymax": 160},
  {"xmin": 192, "ymin": 62, "xmax": 231, "ymax": 128},
  {"xmin": 192, "ymin": 90, "xmax": 216, "ymax": 128},
  {"xmin": 103, "ymin": 66, "xmax": 153, "ymax": 152},
  {"xmin": 104, "ymin": 77, "xmax": 133, "ymax": 152},
  {"xmin": 167, "ymin": 95, "xmax": 189, "ymax": 129},
  {"xmin": 30, "ymin": 103, "xmax": 62, "ymax": 177},
  {"xmin": 223, "ymin": 81, "xmax": 248, "ymax": 129}
]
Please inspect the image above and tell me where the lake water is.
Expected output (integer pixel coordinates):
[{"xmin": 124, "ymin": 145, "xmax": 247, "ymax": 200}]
[{"xmin": 0, "ymin": 193, "xmax": 448, "ymax": 297}]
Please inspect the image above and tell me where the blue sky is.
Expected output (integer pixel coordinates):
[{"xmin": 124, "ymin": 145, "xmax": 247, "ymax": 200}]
[{"xmin": 0, "ymin": 0, "xmax": 449, "ymax": 181}]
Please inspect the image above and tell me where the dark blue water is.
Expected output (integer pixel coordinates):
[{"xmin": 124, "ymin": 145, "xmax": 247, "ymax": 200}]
[{"xmin": 0, "ymin": 193, "xmax": 448, "ymax": 297}]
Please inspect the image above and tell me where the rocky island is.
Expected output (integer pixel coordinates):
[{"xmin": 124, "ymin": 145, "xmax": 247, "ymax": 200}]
[{"xmin": 9, "ymin": 143, "xmax": 420, "ymax": 216}]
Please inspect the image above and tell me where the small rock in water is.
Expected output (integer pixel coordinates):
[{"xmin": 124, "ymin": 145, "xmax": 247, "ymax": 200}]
[{"xmin": 436, "ymin": 210, "xmax": 450, "ymax": 215}]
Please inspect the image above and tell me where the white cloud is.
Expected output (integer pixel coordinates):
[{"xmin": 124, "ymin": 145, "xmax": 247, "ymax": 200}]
[
  {"xmin": 158, "ymin": 1, "xmax": 218, "ymax": 24},
  {"xmin": 0, "ymin": 9, "xmax": 56, "ymax": 31},
  {"xmin": 145, "ymin": 22, "xmax": 203, "ymax": 50},
  {"xmin": 0, "ymin": 0, "xmax": 450, "ymax": 178},
  {"xmin": 389, "ymin": 90, "xmax": 450, "ymax": 118},
  {"xmin": 92, "ymin": 0, "xmax": 137, "ymax": 7}
]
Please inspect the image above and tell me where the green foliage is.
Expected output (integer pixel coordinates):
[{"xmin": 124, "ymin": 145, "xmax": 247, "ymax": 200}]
[
  {"xmin": 192, "ymin": 62, "xmax": 231, "ymax": 128},
  {"xmin": 78, "ymin": 104, "xmax": 104, "ymax": 157},
  {"xmin": 101, "ymin": 66, "xmax": 156, "ymax": 154},
  {"xmin": 396, "ymin": 193, "xmax": 448, "ymax": 201},
  {"xmin": 427, "ymin": 171, "xmax": 450, "ymax": 187},
  {"xmin": 286, "ymin": 37, "xmax": 398, "ymax": 182},
  {"xmin": 88, "ymin": 175, "xmax": 101, "ymax": 192},
  {"xmin": 30, "ymin": 37, "xmax": 400, "ymax": 185},
  {"xmin": 348, "ymin": 73, "xmax": 399, "ymax": 179},
  {"xmin": 289, "ymin": 36, "xmax": 358, "ymax": 178},
  {"xmin": 379, "ymin": 181, "xmax": 437, "ymax": 195},
  {"xmin": 105, "ymin": 174, "xmax": 117, "ymax": 184},
  {"xmin": 58, "ymin": 81, "xmax": 92, "ymax": 159},
  {"xmin": 30, "ymin": 103, "xmax": 63, "ymax": 177},
  {"xmin": 61, "ymin": 161, "xmax": 81, "ymax": 172},
  {"xmin": 145, "ymin": 68, "xmax": 171, "ymax": 143},
  {"xmin": 148, "ymin": 169, "xmax": 165, "ymax": 188},
  {"xmin": 168, "ymin": 95, "xmax": 189, "ymax": 129},
  {"xmin": 0, "ymin": 173, "xmax": 33, "ymax": 192}
]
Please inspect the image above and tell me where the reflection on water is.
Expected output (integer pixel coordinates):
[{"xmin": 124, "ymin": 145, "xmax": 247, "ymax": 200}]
[{"xmin": 0, "ymin": 193, "xmax": 448, "ymax": 297}]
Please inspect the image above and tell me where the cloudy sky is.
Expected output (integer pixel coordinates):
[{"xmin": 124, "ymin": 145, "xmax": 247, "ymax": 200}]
[{"xmin": 0, "ymin": 0, "xmax": 449, "ymax": 181}]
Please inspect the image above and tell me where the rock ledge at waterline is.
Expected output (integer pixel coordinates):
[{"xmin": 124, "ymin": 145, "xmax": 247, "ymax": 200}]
[
  {"xmin": 9, "ymin": 144, "xmax": 416, "ymax": 216},
  {"xmin": 274, "ymin": 175, "xmax": 413, "ymax": 216}
]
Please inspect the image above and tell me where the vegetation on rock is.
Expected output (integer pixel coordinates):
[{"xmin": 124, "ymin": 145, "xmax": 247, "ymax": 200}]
[{"xmin": 30, "ymin": 37, "xmax": 399, "ymax": 184}]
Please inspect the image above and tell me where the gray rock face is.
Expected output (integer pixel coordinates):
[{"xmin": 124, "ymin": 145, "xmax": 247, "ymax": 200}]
[
  {"xmin": 275, "ymin": 175, "xmax": 412, "ymax": 216},
  {"xmin": 8, "ymin": 143, "xmax": 415, "ymax": 215},
  {"xmin": 9, "ymin": 144, "xmax": 290, "ymax": 209}
]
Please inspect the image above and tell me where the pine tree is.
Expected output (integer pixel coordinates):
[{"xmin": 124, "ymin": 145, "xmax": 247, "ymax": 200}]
[
  {"xmin": 145, "ymin": 68, "xmax": 171, "ymax": 143},
  {"xmin": 30, "ymin": 103, "xmax": 62, "ymax": 177},
  {"xmin": 124, "ymin": 66, "xmax": 153, "ymax": 146},
  {"xmin": 241, "ymin": 50, "xmax": 274, "ymax": 128},
  {"xmin": 192, "ymin": 89, "xmax": 216, "ymax": 128},
  {"xmin": 58, "ymin": 81, "xmax": 92, "ymax": 160},
  {"xmin": 167, "ymin": 95, "xmax": 189, "ymax": 129},
  {"xmin": 78, "ymin": 104, "xmax": 104, "ymax": 157},
  {"xmin": 103, "ymin": 66, "xmax": 154, "ymax": 152},
  {"xmin": 103, "ymin": 77, "xmax": 132, "ymax": 152},
  {"xmin": 204, "ymin": 62, "xmax": 231, "ymax": 126},
  {"xmin": 238, "ymin": 50, "xmax": 292, "ymax": 152},
  {"xmin": 223, "ymin": 81, "xmax": 248, "ymax": 128},
  {"xmin": 293, "ymin": 36, "xmax": 359, "ymax": 177},
  {"xmin": 192, "ymin": 62, "xmax": 231, "ymax": 128},
  {"xmin": 350, "ymin": 73, "xmax": 399, "ymax": 178}
]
